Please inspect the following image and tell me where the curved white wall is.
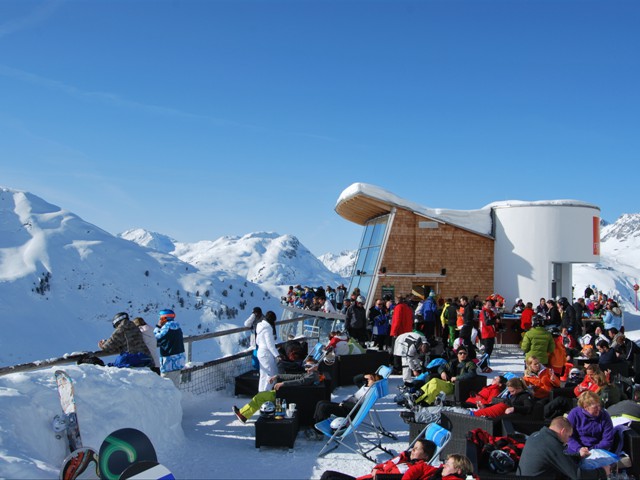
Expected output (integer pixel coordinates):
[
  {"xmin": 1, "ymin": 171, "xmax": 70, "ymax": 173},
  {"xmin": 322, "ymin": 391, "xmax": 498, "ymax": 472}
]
[{"xmin": 493, "ymin": 203, "xmax": 600, "ymax": 306}]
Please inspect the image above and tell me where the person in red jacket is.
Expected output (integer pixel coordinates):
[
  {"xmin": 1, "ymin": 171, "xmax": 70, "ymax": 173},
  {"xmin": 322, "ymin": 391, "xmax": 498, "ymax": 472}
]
[
  {"xmin": 466, "ymin": 375, "xmax": 507, "ymax": 407},
  {"xmin": 478, "ymin": 299, "xmax": 497, "ymax": 373},
  {"xmin": 391, "ymin": 295, "xmax": 415, "ymax": 373},
  {"xmin": 520, "ymin": 302, "xmax": 535, "ymax": 332},
  {"xmin": 318, "ymin": 439, "xmax": 437, "ymax": 480},
  {"xmin": 407, "ymin": 453, "xmax": 477, "ymax": 480}
]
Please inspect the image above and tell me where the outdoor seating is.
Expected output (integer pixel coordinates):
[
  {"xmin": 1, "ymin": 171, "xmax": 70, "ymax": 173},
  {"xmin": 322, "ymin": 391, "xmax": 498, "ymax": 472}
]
[
  {"xmin": 276, "ymin": 381, "xmax": 331, "ymax": 426},
  {"xmin": 337, "ymin": 350, "xmax": 391, "ymax": 386},
  {"xmin": 409, "ymin": 422, "xmax": 452, "ymax": 464},
  {"xmin": 315, "ymin": 378, "xmax": 395, "ymax": 462},
  {"xmin": 234, "ymin": 370, "xmax": 260, "ymax": 397},
  {"xmin": 451, "ymin": 374, "xmax": 487, "ymax": 406},
  {"xmin": 408, "ymin": 410, "xmax": 502, "ymax": 459}
]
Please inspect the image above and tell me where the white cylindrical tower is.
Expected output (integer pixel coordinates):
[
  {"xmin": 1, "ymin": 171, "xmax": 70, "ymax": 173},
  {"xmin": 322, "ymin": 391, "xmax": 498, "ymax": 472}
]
[{"xmin": 492, "ymin": 201, "xmax": 600, "ymax": 306}]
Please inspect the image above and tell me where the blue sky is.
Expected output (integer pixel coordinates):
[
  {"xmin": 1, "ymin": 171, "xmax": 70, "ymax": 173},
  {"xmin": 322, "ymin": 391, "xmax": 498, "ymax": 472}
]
[{"xmin": 1, "ymin": 0, "xmax": 638, "ymax": 256}]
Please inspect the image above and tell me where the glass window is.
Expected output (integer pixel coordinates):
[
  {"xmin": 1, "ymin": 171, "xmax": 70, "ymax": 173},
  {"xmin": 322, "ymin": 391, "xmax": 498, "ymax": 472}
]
[{"xmin": 347, "ymin": 215, "xmax": 389, "ymax": 302}]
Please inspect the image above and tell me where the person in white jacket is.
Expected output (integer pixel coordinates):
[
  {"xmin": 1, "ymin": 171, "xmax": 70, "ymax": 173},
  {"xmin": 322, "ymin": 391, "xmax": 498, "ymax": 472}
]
[
  {"xmin": 132, "ymin": 317, "xmax": 161, "ymax": 373},
  {"xmin": 256, "ymin": 310, "xmax": 281, "ymax": 391}
]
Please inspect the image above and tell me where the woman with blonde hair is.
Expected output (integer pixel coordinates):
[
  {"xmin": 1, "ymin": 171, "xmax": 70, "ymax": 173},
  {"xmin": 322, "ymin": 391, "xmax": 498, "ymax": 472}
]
[
  {"xmin": 590, "ymin": 368, "xmax": 625, "ymax": 407},
  {"xmin": 566, "ymin": 390, "xmax": 615, "ymax": 455},
  {"xmin": 523, "ymin": 355, "xmax": 560, "ymax": 400}
]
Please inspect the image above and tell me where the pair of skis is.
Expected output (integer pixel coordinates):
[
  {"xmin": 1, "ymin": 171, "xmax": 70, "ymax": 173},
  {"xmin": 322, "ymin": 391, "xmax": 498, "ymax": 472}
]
[{"xmin": 54, "ymin": 370, "xmax": 174, "ymax": 480}]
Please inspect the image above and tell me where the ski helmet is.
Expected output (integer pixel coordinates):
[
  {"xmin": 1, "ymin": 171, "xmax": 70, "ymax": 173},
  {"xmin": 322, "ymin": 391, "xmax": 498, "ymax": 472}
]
[
  {"xmin": 330, "ymin": 416, "xmax": 349, "ymax": 433},
  {"xmin": 569, "ymin": 367, "xmax": 584, "ymax": 383},
  {"xmin": 356, "ymin": 295, "xmax": 366, "ymax": 304},
  {"xmin": 159, "ymin": 309, "xmax": 176, "ymax": 321},
  {"xmin": 488, "ymin": 449, "xmax": 516, "ymax": 473},
  {"xmin": 112, "ymin": 312, "xmax": 129, "ymax": 327},
  {"xmin": 259, "ymin": 401, "xmax": 275, "ymax": 418}
]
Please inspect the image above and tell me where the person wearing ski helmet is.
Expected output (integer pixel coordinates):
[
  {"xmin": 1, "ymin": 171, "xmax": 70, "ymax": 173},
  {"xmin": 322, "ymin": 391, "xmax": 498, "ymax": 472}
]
[
  {"xmin": 153, "ymin": 309, "xmax": 185, "ymax": 387},
  {"xmin": 98, "ymin": 312, "xmax": 152, "ymax": 364}
]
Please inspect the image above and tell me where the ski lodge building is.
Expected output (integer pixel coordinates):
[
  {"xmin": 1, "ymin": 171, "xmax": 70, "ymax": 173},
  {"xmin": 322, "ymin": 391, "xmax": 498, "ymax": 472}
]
[{"xmin": 335, "ymin": 183, "xmax": 601, "ymax": 308}]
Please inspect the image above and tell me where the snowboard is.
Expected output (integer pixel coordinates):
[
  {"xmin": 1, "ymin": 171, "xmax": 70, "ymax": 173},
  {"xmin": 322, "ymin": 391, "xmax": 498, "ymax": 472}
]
[
  {"xmin": 59, "ymin": 447, "xmax": 100, "ymax": 480},
  {"xmin": 55, "ymin": 370, "xmax": 83, "ymax": 452},
  {"xmin": 98, "ymin": 428, "xmax": 157, "ymax": 480},
  {"xmin": 118, "ymin": 461, "xmax": 175, "ymax": 480}
]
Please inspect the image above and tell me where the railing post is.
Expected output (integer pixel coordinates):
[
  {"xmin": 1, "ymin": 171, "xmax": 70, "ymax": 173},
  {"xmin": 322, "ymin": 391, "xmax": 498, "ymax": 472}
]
[{"xmin": 184, "ymin": 340, "xmax": 192, "ymax": 364}]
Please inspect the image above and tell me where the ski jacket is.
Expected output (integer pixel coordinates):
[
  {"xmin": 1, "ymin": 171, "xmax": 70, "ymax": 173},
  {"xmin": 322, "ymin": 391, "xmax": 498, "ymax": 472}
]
[
  {"xmin": 137, "ymin": 324, "xmax": 160, "ymax": 368},
  {"xmin": 521, "ymin": 326, "xmax": 555, "ymax": 364},
  {"xmin": 603, "ymin": 309, "xmax": 623, "ymax": 331},
  {"xmin": 391, "ymin": 302, "xmax": 414, "ymax": 337},
  {"xmin": 518, "ymin": 426, "xmax": 607, "ymax": 479},
  {"xmin": 357, "ymin": 451, "xmax": 437, "ymax": 480},
  {"xmin": 546, "ymin": 306, "xmax": 561, "ymax": 326},
  {"xmin": 566, "ymin": 406, "xmax": 615, "ymax": 454},
  {"xmin": 273, "ymin": 369, "xmax": 320, "ymax": 388},
  {"xmin": 549, "ymin": 336, "xmax": 567, "ymax": 373},
  {"xmin": 345, "ymin": 304, "xmax": 367, "ymax": 330},
  {"xmin": 420, "ymin": 298, "xmax": 438, "ymax": 324},
  {"xmin": 438, "ymin": 358, "xmax": 477, "ymax": 382},
  {"xmin": 368, "ymin": 306, "xmax": 390, "ymax": 336},
  {"xmin": 101, "ymin": 319, "xmax": 152, "ymax": 358},
  {"xmin": 153, "ymin": 320, "xmax": 185, "ymax": 373},
  {"xmin": 441, "ymin": 302, "xmax": 458, "ymax": 327},
  {"xmin": 520, "ymin": 307, "xmax": 534, "ymax": 330},
  {"xmin": 479, "ymin": 307, "xmax": 497, "ymax": 339},
  {"xmin": 255, "ymin": 320, "xmax": 280, "ymax": 359},
  {"xmin": 466, "ymin": 383, "xmax": 504, "ymax": 407},
  {"xmin": 523, "ymin": 365, "xmax": 560, "ymax": 399}
]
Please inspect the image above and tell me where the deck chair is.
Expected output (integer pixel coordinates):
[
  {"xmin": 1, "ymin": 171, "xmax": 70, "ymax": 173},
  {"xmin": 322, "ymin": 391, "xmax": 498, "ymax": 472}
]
[
  {"xmin": 315, "ymin": 379, "xmax": 395, "ymax": 462},
  {"xmin": 376, "ymin": 364, "xmax": 393, "ymax": 379},
  {"xmin": 409, "ymin": 422, "xmax": 452, "ymax": 465},
  {"xmin": 309, "ymin": 343, "xmax": 325, "ymax": 361},
  {"xmin": 361, "ymin": 375, "xmax": 397, "ymax": 440}
]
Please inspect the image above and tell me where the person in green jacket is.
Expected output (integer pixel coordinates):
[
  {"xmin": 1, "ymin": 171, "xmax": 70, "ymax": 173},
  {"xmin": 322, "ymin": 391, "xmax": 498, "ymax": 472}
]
[{"xmin": 521, "ymin": 316, "xmax": 555, "ymax": 365}]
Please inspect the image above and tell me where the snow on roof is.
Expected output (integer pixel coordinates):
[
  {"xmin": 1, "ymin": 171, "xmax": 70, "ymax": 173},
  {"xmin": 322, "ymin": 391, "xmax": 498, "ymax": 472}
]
[
  {"xmin": 336, "ymin": 183, "xmax": 600, "ymax": 237},
  {"xmin": 336, "ymin": 183, "xmax": 493, "ymax": 235}
]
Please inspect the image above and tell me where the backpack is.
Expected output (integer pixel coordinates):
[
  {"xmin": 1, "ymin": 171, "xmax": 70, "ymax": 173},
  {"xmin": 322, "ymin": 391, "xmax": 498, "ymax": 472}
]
[{"xmin": 467, "ymin": 428, "xmax": 525, "ymax": 473}]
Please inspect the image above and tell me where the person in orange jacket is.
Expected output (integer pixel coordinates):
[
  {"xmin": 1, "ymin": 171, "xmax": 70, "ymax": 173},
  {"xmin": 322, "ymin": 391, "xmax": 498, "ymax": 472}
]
[
  {"xmin": 549, "ymin": 329, "xmax": 568, "ymax": 376},
  {"xmin": 573, "ymin": 363, "xmax": 604, "ymax": 398},
  {"xmin": 523, "ymin": 355, "xmax": 561, "ymax": 400}
]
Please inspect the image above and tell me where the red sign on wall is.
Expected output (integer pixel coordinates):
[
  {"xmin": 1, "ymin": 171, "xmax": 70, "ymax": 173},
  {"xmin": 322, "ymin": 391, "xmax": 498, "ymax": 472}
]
[{"xmin": 593, "ymin": 216, "xmax": 600, "ymax": 255}]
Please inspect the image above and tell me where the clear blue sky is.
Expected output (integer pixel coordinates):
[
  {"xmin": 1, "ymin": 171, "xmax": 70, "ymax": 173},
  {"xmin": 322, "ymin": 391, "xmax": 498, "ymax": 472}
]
[{"xmin": 1, "ymin": 0, "xmax": 638, "ymax": 256}]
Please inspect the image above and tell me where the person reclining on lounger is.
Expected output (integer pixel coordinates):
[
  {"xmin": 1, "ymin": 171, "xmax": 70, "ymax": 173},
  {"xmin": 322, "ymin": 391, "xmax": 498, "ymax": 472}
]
[
  {"xmin": 412, "ymin": 346, "xmax": 477, "ymax": 405},
  {"xmin": 319, "ymin": 442, "xmax": 476, "ymax": 480},
  {"xmin": 232, "ymin": 357, "xmax": 320, "ymax": 423},
  {"xmin": 305, "ymin": 372, "xmax": 383, "ymax": 440}
]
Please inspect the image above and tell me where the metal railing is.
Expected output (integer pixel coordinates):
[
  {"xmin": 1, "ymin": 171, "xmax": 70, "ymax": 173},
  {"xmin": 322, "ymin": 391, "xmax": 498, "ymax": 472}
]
[{"xmin": 0, "ymin": 307, "xmax": 346, "ymax": 396}]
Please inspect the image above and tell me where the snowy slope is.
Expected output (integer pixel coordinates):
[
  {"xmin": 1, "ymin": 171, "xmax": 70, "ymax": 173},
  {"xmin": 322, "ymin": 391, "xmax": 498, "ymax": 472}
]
[{"xmin": 0, "ymin": 188, "xmax": 344, "ymax": 367}]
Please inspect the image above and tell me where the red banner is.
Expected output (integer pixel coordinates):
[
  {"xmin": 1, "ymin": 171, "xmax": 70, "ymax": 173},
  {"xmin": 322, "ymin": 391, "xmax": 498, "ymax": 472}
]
[{"xmin": 593, "ymin": 216, "xmax": 600, "ymax": 255}]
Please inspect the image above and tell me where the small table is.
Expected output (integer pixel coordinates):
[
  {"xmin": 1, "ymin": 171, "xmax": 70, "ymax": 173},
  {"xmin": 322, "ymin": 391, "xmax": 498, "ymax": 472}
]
[{"xmin": 255, "ymin": 413, "xmax": 299, "ymax": 449}]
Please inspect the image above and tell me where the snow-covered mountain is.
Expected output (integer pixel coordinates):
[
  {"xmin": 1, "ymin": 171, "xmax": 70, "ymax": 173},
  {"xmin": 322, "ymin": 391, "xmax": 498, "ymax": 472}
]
[
  {"xmin": 574, "ymin": 213, "xmax": 640, "ymax": 307},
  {"xmin": 0, "ymin": 187, "xmax": 346, "ymax": 367},
  {"xmin": 318, "ymin": 250, "xmax": 357, "ymax": 279}
]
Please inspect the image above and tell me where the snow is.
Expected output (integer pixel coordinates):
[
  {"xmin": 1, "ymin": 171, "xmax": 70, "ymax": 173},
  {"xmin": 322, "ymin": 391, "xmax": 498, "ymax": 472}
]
[
  {"xmin": 3, "ymin": 185, "xmax": 640, "ymax": 478},
  {"xmin": 4, "ymin": 317, "xmax": 640, "ymax": 479},
  {"xmin": 0, "ymin": 359, "xmax": 511, "ymax": 479}
]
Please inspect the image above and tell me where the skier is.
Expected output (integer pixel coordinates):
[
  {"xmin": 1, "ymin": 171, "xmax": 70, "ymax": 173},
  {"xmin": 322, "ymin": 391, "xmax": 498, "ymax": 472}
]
[
  {"xmin": 98, "ymin": 312, "xmax": 153, "ymax": 367},
  {"xmin": 153, "ymin": 309, "xmax": 186, "ymax": 387}
]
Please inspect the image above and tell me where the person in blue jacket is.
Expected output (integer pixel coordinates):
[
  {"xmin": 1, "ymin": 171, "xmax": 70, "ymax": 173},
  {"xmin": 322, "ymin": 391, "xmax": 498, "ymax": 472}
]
[
  {"xmin": 153, "ymin": 309, "xmax": 185, "ymax": 387},
  {"xmin": 419, "ymin": 292, "xmax": 438, "ymax": 341}
]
